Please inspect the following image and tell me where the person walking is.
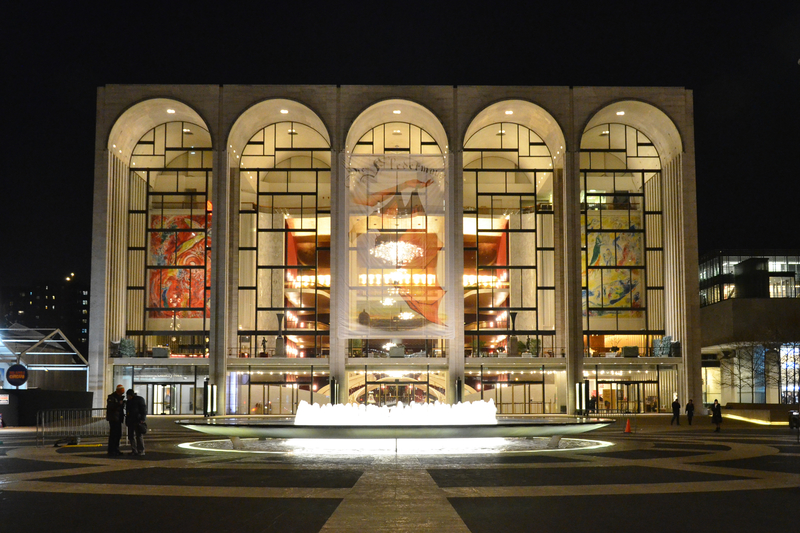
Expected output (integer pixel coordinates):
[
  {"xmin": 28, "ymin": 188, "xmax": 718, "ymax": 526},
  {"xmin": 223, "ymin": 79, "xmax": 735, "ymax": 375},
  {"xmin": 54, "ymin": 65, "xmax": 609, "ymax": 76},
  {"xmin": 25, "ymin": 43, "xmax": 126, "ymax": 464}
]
[
  {"xmin": 711, "ymin": 399, "xmax": 722, "ymax": 432},
  {"xmin": 125, "ymin": 389, "xmax": 147, "ymax": 456},
  {"xmin": 685, "ymin": 399, "xmax": 695, "ymax": 425},
  {"xmin": 671, "ymin": 397, "xmax": 681, "ymax": 425},
  {"xmin": 106, "ymin": 384, "xmax": 126, "ymax": 456}
]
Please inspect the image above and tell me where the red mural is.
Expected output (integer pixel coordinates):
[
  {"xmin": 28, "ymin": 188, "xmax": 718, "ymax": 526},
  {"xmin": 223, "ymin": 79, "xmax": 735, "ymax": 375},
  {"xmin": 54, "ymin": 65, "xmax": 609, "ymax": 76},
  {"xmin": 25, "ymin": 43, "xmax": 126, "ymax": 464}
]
[{"xmin": 148, "ymin": 214, "xmax": 211, "ymax": 318}]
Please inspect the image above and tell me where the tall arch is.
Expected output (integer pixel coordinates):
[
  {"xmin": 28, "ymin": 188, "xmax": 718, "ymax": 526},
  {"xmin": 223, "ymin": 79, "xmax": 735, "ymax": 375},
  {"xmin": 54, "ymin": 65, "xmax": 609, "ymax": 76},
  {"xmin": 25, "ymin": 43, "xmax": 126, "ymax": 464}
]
[
  {"xmin": 230, "ymin": 101, "xmax": 332, "ymax": 362},
  {"xmin": 580, "ymin": 99, "xmax": 692, "ymax": 410},
  {"xmin": 339, "ymin": 100, "xmax": 451, "ymax": 370},
  {"xmin": 90, "ymin": 98, "xmax": 212, "ymax": 407}
]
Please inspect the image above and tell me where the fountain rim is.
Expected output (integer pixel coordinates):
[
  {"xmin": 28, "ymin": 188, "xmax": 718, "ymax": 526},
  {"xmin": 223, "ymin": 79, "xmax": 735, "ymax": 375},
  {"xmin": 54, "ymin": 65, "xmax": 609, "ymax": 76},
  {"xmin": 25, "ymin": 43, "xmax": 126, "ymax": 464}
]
[{"xmin": 176, "ymin": 416, "xmax": 615, "ymax": 439}]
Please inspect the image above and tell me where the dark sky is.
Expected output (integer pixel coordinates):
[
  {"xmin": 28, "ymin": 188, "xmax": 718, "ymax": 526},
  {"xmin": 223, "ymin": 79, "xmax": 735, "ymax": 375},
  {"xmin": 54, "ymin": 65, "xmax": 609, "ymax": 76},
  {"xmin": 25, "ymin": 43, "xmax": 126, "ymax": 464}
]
[{"xmin": 2, "ymin": 4, "xmax": 799, "ymax": 286}]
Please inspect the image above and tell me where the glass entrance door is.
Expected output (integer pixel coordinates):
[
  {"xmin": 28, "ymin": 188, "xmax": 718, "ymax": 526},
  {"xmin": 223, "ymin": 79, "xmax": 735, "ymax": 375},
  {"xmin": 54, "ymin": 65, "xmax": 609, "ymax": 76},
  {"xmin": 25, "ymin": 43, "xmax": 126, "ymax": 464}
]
[
  {"xmin": 134, "ymin": 382, "xmax": 200, "ymax": 415},
  {"xmin": 597, "ymin": 381, "xmax": 657, "ymax": 414}
]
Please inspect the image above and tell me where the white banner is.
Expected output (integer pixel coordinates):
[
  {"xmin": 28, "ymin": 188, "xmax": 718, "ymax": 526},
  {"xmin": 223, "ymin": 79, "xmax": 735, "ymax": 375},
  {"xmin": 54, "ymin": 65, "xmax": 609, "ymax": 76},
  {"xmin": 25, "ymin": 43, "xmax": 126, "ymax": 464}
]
[{"xmin": 338, "ymin": 154, "xmax": 454, "ymax": 340}]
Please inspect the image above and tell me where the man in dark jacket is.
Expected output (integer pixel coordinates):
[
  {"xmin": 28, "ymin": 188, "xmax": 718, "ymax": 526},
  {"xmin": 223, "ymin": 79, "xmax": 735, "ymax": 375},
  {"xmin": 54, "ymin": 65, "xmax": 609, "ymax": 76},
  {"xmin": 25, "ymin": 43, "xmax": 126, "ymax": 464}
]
[
  {"xmin": 106, "ymin": 384, "xmax": 126, "ymax": 456},
  {"xmin": 671, "ymin": 397, "xmax": 681, "ymax": 425},
  {"xmin": 125, "ymin": 389, "xmax": 147, "ymax": 455}
]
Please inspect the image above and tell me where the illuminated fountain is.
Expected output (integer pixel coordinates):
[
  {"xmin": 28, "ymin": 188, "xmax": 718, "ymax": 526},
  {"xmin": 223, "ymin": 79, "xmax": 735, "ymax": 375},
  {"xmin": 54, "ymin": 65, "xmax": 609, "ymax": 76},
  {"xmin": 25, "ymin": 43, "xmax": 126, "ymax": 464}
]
[
  {"xmin": 178, "ymin": 399, "xmax": 612, "ymax": 442},
  {"xmin": 294, "ymin": 400, "xmax": 498, "ymax": 426}
]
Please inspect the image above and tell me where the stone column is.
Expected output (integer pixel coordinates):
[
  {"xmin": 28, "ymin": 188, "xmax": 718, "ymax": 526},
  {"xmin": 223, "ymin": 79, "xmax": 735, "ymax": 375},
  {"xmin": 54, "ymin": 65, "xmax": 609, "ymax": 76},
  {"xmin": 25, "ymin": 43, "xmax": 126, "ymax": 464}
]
[
  {"xmin": 330, "ymin": 149, "xmax": 347, "ymax": 404},
  {"xmin": 561, "ymin": 151, "xmax": 584, "ymax": 414},
  {"xmin": 448, "ymin": 151, "xmax": 464, "ymax": 404},
  {"xmin": 210, "ymin": 147, "xmax": 230, "ymax": 413}
]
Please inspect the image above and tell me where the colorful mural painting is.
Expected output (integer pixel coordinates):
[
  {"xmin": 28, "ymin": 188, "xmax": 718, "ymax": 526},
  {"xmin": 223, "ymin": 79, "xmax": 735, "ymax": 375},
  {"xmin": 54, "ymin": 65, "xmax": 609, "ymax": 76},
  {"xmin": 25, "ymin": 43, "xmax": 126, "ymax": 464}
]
[
  {"xmin": 582, "ymin": 211, "xmax": 643, "ymax": 317},
  {"xmin": 148, "ymin": 214, "xmax": 211, "ymax": 318}
]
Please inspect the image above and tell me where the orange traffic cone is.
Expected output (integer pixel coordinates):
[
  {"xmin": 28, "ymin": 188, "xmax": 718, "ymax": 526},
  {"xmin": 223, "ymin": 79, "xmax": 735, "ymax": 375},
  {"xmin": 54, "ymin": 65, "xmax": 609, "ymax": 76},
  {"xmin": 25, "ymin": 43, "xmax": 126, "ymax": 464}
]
[{"xmin": 624, "ymin": 418, "xmax": 632, "ymax": 433}]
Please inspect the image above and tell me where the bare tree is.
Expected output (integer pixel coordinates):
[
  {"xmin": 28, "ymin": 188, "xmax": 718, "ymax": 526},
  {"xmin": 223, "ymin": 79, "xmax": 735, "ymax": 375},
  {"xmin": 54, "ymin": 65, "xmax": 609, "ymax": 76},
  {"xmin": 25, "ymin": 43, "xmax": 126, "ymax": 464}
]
[
  {"xmin": 719, "ymin": 342, "xmax": 762, "ymax": 403},
  {"xmin": 719, "ymin": 339, "xmax": 800, "ymax": 404}
]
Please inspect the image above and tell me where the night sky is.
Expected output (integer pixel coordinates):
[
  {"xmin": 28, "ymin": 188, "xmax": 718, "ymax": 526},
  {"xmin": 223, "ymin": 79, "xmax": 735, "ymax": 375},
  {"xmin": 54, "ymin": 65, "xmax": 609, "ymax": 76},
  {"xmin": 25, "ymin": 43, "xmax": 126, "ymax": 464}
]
[{"xmin": 3, "ymin": 4, "xmax": 799, "ymax": 286}]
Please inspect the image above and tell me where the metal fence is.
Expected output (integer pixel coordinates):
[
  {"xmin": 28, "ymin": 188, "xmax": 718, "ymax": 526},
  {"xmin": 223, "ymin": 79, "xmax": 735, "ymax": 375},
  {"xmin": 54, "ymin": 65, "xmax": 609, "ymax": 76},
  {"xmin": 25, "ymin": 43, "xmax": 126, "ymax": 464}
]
[{"xmin": 36, "ymin": 408, "xmax": 126, "ymax": 447}]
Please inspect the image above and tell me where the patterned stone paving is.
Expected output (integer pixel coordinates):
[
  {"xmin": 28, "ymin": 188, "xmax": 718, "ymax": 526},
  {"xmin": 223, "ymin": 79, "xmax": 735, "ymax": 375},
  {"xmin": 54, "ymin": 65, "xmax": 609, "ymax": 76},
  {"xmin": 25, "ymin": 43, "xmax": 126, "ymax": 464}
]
[{"xmin": 1, "ymin": 419, "xmax": 799, "ymax": 532}]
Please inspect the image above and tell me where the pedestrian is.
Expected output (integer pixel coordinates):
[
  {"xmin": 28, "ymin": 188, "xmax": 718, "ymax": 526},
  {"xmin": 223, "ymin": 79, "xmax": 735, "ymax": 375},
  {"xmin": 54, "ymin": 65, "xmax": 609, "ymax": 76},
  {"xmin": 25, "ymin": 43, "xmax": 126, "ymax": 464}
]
[
  {"xmin": 685, "ymin": 399, "xmax": 695, "ymax": 425},
  {"xmin": 711, "ymin": 399, "xmax": 722, "ymax": 432},
  {"xmin": 671, "ymin": 397, "xmax": 681, "ymax": 425},
  {"xmin": 106, "ymin": 384, "xmax": 126, "ymax": 456},
  {"xmin": 125, "ymin": 389, "xmax": 147, "ymax": 456}
]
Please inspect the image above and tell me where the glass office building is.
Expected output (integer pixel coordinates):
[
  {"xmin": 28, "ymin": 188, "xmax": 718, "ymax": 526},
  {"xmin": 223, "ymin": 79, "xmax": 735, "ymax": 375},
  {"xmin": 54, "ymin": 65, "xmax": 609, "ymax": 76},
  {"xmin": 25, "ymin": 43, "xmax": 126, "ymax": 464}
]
[
  {"xmin": 90, "ymin": 86, "xmax": 700, "ymax": 415},
  {"xmin": 700, "ymin": 250, "xmax": 800, "ymax": 405}
]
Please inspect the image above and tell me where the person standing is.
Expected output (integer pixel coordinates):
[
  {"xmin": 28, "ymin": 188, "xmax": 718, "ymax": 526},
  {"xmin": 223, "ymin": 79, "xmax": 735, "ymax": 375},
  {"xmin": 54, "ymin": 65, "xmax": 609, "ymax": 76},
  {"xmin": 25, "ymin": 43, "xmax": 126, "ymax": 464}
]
[
  {"xmin": 671, "ymin": 397, "xmax": 681, "ymax": 425},
  {"xmin": 125, "ymin": 389, "xmax": 147, "ymax": 456},
  {"xmin": 711, "ymin": 399, "xmax": 722, "ymax": 432},
  {"xmin": 106, "ymin": 384, "xmax": 126, "ymax": 456},
  {"xmin": 685, "ymin": 399, "xmax": 695, "ymax": 425}
]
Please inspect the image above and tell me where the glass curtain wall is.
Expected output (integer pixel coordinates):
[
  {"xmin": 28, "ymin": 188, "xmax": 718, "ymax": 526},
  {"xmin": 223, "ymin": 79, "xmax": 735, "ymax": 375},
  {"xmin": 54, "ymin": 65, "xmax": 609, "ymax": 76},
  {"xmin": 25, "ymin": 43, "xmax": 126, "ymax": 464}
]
[
  {"xmin": 113, "ymin": 364, "xmax": 208, "ymax": 415},
  {"xmin": 237, "ymin": 122, "xmax": 331, "ymax": 358},
  {"xmin": 464, "ymin": 367, "xmax": 564, "ymax": 414},
  {"xmin": 463, "ymin": 123, "xmax": 555, "ymax": 358},
  {"xmin": 580, "ymin": 124, "xmax": 664, "ymax": 357},
  {"xmin": 126, "ymin": 122, "xmax": 213, "ymax": 357},
  {"xmin": 345, "ymin": 368, "xmax": 446, "ymax": 405},
  {"xmin": 227, "ymin": 366, "xmax": 331, "ymax": 414},
  {"xmin": 345, "ymin": 123, "xmax": 448, "ymax": 359}
]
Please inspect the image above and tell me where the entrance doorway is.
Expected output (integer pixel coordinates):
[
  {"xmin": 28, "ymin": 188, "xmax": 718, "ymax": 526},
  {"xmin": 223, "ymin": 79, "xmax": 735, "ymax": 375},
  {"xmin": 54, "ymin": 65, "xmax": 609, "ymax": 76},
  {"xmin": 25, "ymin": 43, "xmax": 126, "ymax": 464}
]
[
  {"xmin": 596, "ymin": 380, "xmax": 659, "ymax": 413},
  {"xmin": 134, "ymin": 382, "xmax": 201, "ymax": 415}
]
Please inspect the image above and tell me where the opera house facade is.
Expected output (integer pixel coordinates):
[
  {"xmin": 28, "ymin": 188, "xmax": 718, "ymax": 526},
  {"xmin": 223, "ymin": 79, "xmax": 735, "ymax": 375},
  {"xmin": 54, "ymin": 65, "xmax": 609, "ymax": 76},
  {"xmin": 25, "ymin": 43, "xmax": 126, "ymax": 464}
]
[{"xmin": 89, "ymin": 85, "xmax": 700, "ymax": 416}]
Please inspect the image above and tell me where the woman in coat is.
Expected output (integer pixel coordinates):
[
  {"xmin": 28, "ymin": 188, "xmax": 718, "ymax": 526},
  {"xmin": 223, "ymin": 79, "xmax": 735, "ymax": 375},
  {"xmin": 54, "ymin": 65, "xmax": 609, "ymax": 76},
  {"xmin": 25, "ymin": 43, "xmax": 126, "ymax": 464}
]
[{"xmin": 711, "ymin": 399, "xmax": 722, "ymax": 432}]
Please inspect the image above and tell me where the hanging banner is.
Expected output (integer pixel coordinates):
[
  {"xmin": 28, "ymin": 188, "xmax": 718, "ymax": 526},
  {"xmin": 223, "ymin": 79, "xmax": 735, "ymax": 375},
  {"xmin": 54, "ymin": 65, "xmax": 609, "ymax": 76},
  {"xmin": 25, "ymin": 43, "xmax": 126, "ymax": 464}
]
[{"xmin": 338, "ymin": 153, "xmax": 453, "ymax": 339}]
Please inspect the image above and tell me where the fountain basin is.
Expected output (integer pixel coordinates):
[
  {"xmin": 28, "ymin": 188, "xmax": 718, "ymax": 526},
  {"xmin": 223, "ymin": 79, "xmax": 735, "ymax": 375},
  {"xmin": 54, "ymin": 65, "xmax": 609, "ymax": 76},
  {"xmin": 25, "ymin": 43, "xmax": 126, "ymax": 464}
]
[{"xmin": 177, "ymin": 416, "xmax": 614, "ymax": 439}]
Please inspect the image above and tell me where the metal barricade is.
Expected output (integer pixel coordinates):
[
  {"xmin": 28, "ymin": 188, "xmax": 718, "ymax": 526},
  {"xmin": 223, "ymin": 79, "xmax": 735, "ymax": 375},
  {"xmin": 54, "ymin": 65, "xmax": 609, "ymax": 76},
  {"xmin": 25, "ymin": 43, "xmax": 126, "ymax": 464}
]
[{"xmin": 36, "ymin": 408, "xmax": 126, "ymax": 447}]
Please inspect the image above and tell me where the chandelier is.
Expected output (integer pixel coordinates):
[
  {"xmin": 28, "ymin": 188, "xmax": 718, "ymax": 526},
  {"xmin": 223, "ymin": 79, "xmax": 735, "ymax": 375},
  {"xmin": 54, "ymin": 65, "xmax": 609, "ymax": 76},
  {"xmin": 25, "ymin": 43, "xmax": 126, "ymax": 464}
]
[{"xmin": 369, "ymin": 241, "xmax": 423, "ymax": 265}]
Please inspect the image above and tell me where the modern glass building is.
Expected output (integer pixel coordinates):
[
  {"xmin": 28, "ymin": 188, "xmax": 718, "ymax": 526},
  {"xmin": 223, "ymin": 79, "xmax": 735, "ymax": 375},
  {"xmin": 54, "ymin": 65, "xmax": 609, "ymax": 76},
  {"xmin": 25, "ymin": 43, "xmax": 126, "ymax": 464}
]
[
  {"xmin": 89, "ymin": 85, "xmax": 700, "ymax": 416},
  {"xmin": 700, "ymin": 250, "xmax": 800, "ymax": 405}
]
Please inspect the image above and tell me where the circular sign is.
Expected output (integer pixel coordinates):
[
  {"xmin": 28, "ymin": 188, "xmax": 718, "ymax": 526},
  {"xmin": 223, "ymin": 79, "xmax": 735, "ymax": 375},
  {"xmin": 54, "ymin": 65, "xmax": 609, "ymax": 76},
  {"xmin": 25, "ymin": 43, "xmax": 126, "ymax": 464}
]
[{"xmin": 6, "ymin": 364, "xmax": 28, "ymax": 386}]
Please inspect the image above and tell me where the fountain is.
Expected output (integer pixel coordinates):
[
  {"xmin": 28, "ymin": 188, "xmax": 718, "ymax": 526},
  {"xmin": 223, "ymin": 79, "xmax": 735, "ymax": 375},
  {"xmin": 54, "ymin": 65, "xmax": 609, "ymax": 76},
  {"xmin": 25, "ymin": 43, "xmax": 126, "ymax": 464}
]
[{"xmin": 177, "ymin": 399, "xmax": 612, "ymax": 441}]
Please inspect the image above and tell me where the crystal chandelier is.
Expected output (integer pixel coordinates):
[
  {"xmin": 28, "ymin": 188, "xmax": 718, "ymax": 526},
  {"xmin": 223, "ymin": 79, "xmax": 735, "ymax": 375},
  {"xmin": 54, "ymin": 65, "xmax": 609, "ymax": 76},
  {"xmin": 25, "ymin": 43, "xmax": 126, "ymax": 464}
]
[{"xmin": 369, "ymin": 241, "xmax": 423, "ymax": 265}]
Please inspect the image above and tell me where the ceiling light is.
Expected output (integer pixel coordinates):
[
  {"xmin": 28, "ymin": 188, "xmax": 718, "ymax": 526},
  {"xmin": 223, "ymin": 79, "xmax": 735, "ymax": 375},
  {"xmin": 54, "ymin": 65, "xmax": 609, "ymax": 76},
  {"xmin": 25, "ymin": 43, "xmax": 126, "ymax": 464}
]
[
  {"xmin": 280, "ymin": 109, "xmax": 289, "ymax": 114},
  {"xmin": 166, "ymin": 109, "xmax": 176, "ymax": 114},
  {"xmin": 616, "ymin": 111, "xmax": 625, "ymax": 116},
  {"xmin": 393, "ymin": 110, "xmax": 401, "ymax": 114},
  {"xmin": 288, "ymin": 129, "xmax": 297, "ymax": 135},
  {"xmin": 183, "ymin": 128, "xmax": 191, "ymax": 133},
  {"xmin": 392, "ymin": 129, "xmax": 402, "ymax": 135},
  {"xmin": 505, "ymin": 110, "xmax": 513, "ymax": 115},
  {"xmin": 370, "ymin": 241, "xmax": 424, "ymax": 265}
]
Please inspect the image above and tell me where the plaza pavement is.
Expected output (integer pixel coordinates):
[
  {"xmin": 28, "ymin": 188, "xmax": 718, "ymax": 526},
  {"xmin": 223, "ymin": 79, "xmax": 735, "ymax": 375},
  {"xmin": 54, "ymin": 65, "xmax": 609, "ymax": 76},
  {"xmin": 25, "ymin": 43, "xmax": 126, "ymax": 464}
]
[{"xmin": 1, "ymin": 414, "xmax": 798, "ymax": 532}]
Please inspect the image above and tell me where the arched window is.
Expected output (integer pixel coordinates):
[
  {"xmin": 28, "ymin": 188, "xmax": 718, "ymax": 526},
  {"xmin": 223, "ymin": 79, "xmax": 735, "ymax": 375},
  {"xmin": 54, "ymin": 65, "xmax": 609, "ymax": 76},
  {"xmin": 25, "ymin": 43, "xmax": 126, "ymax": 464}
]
[
  {"xmin": 126, "ymin": 121, "xmax": 213, "ymax": 357},
  {"xmin": 463, "ymin": 122, "xmax": 555, "ymax": 358},
  {"xmin": 580, "ymin": 123, "xmax": 664, "ymax": 353},
  {"xmin": 344, "ymin": 121, "xmax": 449, "ymax": 359},
  {"xmin": 237, "ymin": 121, "xmax": 331, "ymax": 358}
]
